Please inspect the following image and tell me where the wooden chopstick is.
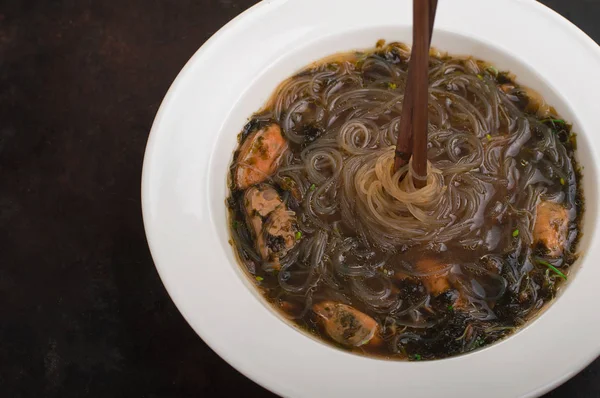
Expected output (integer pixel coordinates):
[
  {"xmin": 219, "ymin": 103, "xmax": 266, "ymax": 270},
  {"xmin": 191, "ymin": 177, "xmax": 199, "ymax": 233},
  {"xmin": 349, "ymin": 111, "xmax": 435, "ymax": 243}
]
[
  {"xmin": 410, "ymin": 0, "xmax": 432, "ymax": 188},
  {"xmin": 394, "ymin": 0, "xmax": 438, "ymax": 178}
]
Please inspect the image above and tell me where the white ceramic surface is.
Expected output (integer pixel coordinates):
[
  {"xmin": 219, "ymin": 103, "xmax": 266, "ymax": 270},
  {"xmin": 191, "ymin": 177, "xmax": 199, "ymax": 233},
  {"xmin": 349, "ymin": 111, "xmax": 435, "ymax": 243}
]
[{"xmin": 142, "ymin": 0, "xmax": 600, "ymax": 396}]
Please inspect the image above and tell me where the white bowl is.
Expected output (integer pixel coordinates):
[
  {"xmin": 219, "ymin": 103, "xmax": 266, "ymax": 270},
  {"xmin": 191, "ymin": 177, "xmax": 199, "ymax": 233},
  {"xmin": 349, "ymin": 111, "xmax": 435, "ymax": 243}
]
[{"xmin": 142, "ymin": 0, "xmax": 600, "ymax": 396}]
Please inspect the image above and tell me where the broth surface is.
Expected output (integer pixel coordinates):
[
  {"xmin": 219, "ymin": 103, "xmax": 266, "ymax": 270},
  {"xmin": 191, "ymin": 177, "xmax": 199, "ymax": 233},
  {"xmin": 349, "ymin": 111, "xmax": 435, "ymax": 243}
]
[{"xmin": 226, "ymin": 42, "xmax": 583, "ymax": 360}]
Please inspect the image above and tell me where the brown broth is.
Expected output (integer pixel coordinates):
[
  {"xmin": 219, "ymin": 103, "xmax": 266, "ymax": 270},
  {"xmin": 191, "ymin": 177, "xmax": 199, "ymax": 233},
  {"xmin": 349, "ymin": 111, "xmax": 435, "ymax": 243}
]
[{"xmin": 226, "ymin": 42, "xmax": 583, "ymax": 360}]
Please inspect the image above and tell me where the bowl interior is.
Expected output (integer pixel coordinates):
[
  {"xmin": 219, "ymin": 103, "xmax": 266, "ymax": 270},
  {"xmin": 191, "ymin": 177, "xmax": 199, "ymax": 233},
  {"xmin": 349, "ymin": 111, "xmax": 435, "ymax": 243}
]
[{"xmin": 210, "ymin": 26, "xmax": 597, "ymax": 318}]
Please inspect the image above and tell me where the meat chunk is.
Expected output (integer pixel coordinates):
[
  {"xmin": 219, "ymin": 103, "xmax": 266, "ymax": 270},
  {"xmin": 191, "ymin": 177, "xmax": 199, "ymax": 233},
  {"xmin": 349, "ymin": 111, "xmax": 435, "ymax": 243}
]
[
  {"xmin": 500, "ymin": 84, "xmax": 514, "ymax": 94},
  {"xmin": 451, "ymin": 291, "xmax": 471, "ymax": 311},
  {"xmin": 393, "ymin": 258, "xmax": 451, "ymax": 295},
  {"xmin": 533, "ymin": 201, "xmax": 569, "ymax": 257},
  {"xmin": 236, "ymin": 124, "xmax": 288, "ymax": 189},
  {"xmin": 259, "ymin": 207, "xmax": 296, "ymax": 260},
  {"xmin": 244, "ymin": 185, "xmax": 298, "ymax": 265},
  {"xmin": 415, "ymin": 258, "xmax": 451, "ymax": 296},
  {"xmin": 313, "ymin": 301, "xmax": 378, "ymax": 347}
]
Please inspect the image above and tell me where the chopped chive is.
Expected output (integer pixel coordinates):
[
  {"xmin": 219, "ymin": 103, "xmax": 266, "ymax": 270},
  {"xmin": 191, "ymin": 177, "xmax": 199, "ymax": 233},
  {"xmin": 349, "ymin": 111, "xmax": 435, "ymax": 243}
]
[
  {"xmin": 486, "ymin": 66, "xmax": 499, "ymax": 76},
  {"xmin": 447, "ymin": 305, "xmax": 454, "ymax": 311},
  {"xmin": 233, "ymin": 220, "xmax": 239, "ymax": 228},
  {"xmin": 255, "ymin": 276, "xmax": 264, "ymax": 282},
  {"xmin": 388, "ymin": 82, "xmax": 397, "ymax": 90},
  {"xmin": 477, "ymin": 74, "xmax": 483, "ymax": 80},
  {"xmin": 485, "ymin": 134, "xmax": 492, "ymax": 141},
  {"xmin": 560, "ymin": 177, "xmax": 565, "ymax": 185},
  {"xmin": 536, "ymin": 259, "xmax": 567, "ymax": 280},
  {"xmin": 310, "ymin": 183, "xmax": 316, "ymax": 191},
  {"xmin": 512, "ymin": 229, "xmax": 519, "ymax": 237},
  {"xmin": 413, "ymin": 354, "xmax": 422, "ymax": 361},
  {"xmin": 295, "ymin": 231, "xmax": 302, "ymax": 240},
  {"xmin": 541, "ymin": 118, "xmax": 565, "ymax": 125}
]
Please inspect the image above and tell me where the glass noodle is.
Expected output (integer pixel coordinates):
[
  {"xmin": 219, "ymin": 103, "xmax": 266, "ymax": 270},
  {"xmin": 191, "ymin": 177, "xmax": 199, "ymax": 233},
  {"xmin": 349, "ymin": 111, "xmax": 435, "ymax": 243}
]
[{"xmin": 227, "ymin": 42, "xmax": 582, "ymax": 359}]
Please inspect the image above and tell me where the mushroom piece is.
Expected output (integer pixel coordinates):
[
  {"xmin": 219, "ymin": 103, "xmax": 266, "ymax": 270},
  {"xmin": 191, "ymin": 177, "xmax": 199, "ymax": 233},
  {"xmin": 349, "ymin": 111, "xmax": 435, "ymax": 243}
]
[
  {"xmin": 533, "ymin": 201, "xmax": 568, "ymax": 257},
  {"xmin": 236, "ymin": 123, "xmax": 288, "ymax": 189},
  {"xmin": 313, "ymin": 301, "xmax": 378, "ymax": 347}
]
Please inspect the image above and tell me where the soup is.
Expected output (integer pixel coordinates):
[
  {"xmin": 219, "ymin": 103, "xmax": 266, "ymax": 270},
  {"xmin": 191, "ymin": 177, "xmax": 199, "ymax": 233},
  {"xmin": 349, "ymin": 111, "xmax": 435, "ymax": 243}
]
[{"xmin": 226, "ymin": 42, "xmax": 583, "ymax": 360}]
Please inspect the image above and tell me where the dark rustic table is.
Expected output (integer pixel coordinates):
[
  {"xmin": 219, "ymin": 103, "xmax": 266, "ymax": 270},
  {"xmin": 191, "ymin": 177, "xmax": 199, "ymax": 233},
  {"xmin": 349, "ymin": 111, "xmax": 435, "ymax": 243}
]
[{"xmin": 1, "ymin": 0, "xmax": 599, "ymax": 397}]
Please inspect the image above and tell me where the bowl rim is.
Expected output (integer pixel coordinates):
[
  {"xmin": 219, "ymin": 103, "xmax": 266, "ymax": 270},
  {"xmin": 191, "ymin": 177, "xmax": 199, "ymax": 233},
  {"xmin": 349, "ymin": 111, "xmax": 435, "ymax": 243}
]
[{"xmin": 142, "ymin": 0, "xmax": 600, "ymax": 397}]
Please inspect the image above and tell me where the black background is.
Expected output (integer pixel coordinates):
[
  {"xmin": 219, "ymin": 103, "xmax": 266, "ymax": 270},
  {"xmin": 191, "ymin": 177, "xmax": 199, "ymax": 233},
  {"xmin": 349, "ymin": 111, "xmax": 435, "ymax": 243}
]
[{"xmin": 1, "ymin": 0, "xmax": 599, "ymax": 397}]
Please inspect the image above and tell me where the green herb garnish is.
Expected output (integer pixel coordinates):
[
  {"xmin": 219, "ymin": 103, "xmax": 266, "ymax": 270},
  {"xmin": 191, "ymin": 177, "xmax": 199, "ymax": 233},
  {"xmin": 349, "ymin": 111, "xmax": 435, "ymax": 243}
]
[
  {"xmin": 536, "ymin": 259, "xmax": 567, "ymax": 280},
  {"xmin": 233, "ymin": 220, "xmax": 239, "ymax": 228},
  {"xmin": 388, "ymin": 82, "xmax": 397, "ymax": 90},
  {"xmin": 560, "ymin": 177, "xmax": 565, "ymax": 185},
  {"xmin": 295, "ymin": 231, "xmax": 302, "ymax": 240},
  {"xmin": 411, "ymin": 354, "xmax": 422, "ymax": 361},
  {"xmin": 472, "ymin": 337, "xmax": 485, "ymax": 348},
  {"xmin": 310, "ymin": 183, "xmax": 316, "ymax": 191},
  {"xmin": 512, "ymin": 229, "xmax": 519, "ymax": 237},
  {"xmin": 255, "ymin": 276, "xmax": 264, "ymax": 282},
  {"xmin": 447, "ymin": 305, "xmax": 454, "ymax": 311},
  {"xmin": 477, "ymin": 74, "xmax": 483, "ymax": 80},
  {"xmin": 541, "ymin": 118, "xmax": 566, "ymax": 125},
  {"xmin": 486, "ymin": 66, "xmax": 499, "ymax": 76},
  {"xmin": 485, "ymin": 134, "xmax": 492, "ymax": 141}
]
